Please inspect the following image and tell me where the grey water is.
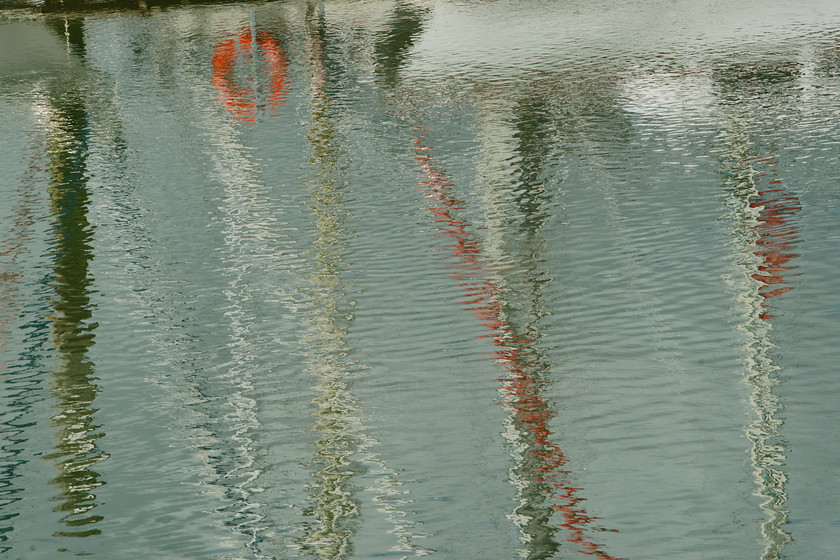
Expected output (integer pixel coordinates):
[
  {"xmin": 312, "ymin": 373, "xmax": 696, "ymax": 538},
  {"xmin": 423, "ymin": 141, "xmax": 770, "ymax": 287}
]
[{"xmin": 1, "ymin": 1, "xmax": 839, "ymax": 558}]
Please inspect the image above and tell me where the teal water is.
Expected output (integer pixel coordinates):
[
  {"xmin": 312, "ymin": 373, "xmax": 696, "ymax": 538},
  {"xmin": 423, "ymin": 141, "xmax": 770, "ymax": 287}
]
[{"xmin": 1, "ymin": 1, "xmax": 840, "ymax": 558}]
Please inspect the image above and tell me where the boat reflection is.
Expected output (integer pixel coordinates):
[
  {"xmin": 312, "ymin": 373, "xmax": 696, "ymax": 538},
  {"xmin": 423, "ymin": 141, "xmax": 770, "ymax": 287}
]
[
  {"xmin": 42, "ymin": 83, "xmax": 108, "ymax": 541},
  {"xmin": 414, "ymin": 114, "xmax": 620, "ymax": 559}
]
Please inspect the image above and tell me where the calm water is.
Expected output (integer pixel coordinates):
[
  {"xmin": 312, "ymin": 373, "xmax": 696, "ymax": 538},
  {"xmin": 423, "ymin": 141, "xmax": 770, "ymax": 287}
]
[{"xmin": 1, "ymin": 1, "xmax": 840, "ymax": 558}]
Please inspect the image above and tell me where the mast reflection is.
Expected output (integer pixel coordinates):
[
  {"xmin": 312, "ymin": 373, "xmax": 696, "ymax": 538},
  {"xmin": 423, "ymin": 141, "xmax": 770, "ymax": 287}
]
[
  {"xmin": 718, "ymin": 125, "xmax": 798, "ymax": 559},
  {"xmin": 300, "ymin": 7, "xmax": 362, "ymax": 557},
  {"xmin": 414, "ymin": 117, "xmax": 620, "ymax": 559},
  {"xmin": 42, "ymin": 86, "xmax": 107, "ymax": 539},
  {"xmin": 295, "ymin": 6, "xmax": 434, "ymax": 556}
]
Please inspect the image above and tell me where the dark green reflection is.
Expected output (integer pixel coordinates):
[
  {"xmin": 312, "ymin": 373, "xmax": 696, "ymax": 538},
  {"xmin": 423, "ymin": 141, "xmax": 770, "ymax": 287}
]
[
  {"xmin": 43, "ymin": 15, "xmax": 86, "ymax": 55},
  {"xmin": 374, "ymin": 2, "xmax": 428, "ymax": 87},
  {"xmin": 42, "ymin": 83, "xmax": 107, "ymax": 539}
]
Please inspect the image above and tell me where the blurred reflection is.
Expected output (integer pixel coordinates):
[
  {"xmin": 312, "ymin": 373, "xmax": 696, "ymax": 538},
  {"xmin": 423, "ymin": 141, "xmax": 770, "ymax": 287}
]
[
  {"xmin": 41, "ymin": 85, "xmax": 107, "ymax": 538},
  {"xmin": 300, "ymin": 7, "xmax": 363, "ymax": 558},
  {"xmin": 717, "ymin": 119, "xmax": 798, "ymax": 558},
  {"xmin": 414, "ymin": 112, "xmax": 619, "ymax": 559},
  {"xmin": 40, "ymin": 0, "xmax": 249, "ymax": 14},
  {"xmin": 374, "ymin": 1, "xmax": 428, "ymax": 87},
  {"xmin": 212, "ymin": 23, "xmax": 289, "ymax": 122},
  {"xmin": 299, "ymin": 8, "xmax": 431, "ymax": 557}
]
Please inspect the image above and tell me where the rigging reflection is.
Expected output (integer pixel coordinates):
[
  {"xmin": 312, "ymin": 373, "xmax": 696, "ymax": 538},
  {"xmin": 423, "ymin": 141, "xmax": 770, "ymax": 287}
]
[
  {"xmin": 41, "ymin": 83, "xmax": 107, "ymax": 540},
  {"xmin": 413, "ymin": 115, "xmax": 620, "ymax": 559},
  {"xmin": 717, "ymin": 119, "xmax": 799, "ymax": 558},
  {"xmin": 194, "ymin": 13, "xmax": 297, "ymax": 557}
]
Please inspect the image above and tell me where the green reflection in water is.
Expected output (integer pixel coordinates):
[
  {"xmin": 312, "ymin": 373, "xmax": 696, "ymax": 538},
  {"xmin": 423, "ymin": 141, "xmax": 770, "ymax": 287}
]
[
  {"xmin": 374, "ymin": 1, "xmax": 428, "ymax": 87},
  {"xmin": 41, "ymin": 83, "xmax": 107, "ymax": 540}
]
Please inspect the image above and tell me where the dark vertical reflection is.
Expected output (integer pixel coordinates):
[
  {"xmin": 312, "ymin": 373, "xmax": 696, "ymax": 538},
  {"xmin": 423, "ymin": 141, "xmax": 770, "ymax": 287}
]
[
  {"xmin": 714, "ymin": 65, "xmax": 801, "ymax": 557},
  {"xmin": 41, "ymin": 78, "xmax": 107, "ymax": 539},
  {"xmin": 300, "ymin": 6, "xmax": 362, "ymax": 558},
  {"xmin": 374, "ymin": 1, "xmax": 428, "ymax": 87},
  {"xmin": 44, "ymin": 14, "xmax": 86, "ymax": 56},
  {"xmin": 413, "ymin": 108, "xmax": 620, "ymax": 559}
]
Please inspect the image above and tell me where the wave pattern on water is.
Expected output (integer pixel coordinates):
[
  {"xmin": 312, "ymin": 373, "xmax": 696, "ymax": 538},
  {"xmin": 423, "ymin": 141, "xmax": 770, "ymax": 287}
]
[
  {"xmin": 718, "ymin": 137, "xmax": 800, "ymax": 560},
  {"xmin": 1, "ymin": 2, "xmax": 840, "ymax": 559}
]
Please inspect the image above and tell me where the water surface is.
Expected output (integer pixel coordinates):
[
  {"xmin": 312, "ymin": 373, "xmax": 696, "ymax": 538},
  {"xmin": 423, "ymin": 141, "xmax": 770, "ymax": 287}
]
[{"xmin": 1, "ymin": 1, "xmax": 840, "ymax": 558}]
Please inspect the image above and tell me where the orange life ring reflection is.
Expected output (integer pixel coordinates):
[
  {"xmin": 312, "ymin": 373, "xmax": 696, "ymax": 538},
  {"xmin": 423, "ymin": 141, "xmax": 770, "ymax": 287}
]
[{"xmin": 212, "ymin": 29, "xmax": 289, "ymax": 122}]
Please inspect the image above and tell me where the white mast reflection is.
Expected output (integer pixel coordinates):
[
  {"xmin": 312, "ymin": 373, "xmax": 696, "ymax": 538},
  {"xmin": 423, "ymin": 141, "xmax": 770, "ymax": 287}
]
[
  {"xmin": 718, "ymin": 124, "xmax": 795, "ymax": 559},
  {"xmin": 299, "ymin": 5, "xmax": 429, "ymax": 558}
]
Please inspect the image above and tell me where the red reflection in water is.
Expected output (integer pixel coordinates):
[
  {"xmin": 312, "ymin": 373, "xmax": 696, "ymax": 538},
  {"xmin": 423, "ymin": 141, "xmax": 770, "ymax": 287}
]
[
  {"xmin": 414, "ymin": 126, "xmax": 619, "ymax": 559},
  {"xmin": 745, "ymin": 156, "xmax": 800, "ymax": 319},
  {"xmin": 212, "ymin": 29, "xmax": 288, "ymax": 122}
]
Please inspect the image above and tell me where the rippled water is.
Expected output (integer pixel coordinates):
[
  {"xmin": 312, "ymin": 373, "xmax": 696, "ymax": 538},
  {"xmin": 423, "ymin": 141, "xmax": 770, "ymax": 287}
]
[{"xmin": 2, "ymin": 1, "xmax": 840, "ymax": 558}]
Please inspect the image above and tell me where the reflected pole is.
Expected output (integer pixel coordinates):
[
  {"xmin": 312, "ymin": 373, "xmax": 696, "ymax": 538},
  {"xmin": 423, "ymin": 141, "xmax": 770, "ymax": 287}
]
[
  {"xmin": 42, "ymin": 85, "xmax": 107, "ymax": 541},
  {"xmin": 717, "ymin": 124, "xmax": 797, "ymax": 559}
]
